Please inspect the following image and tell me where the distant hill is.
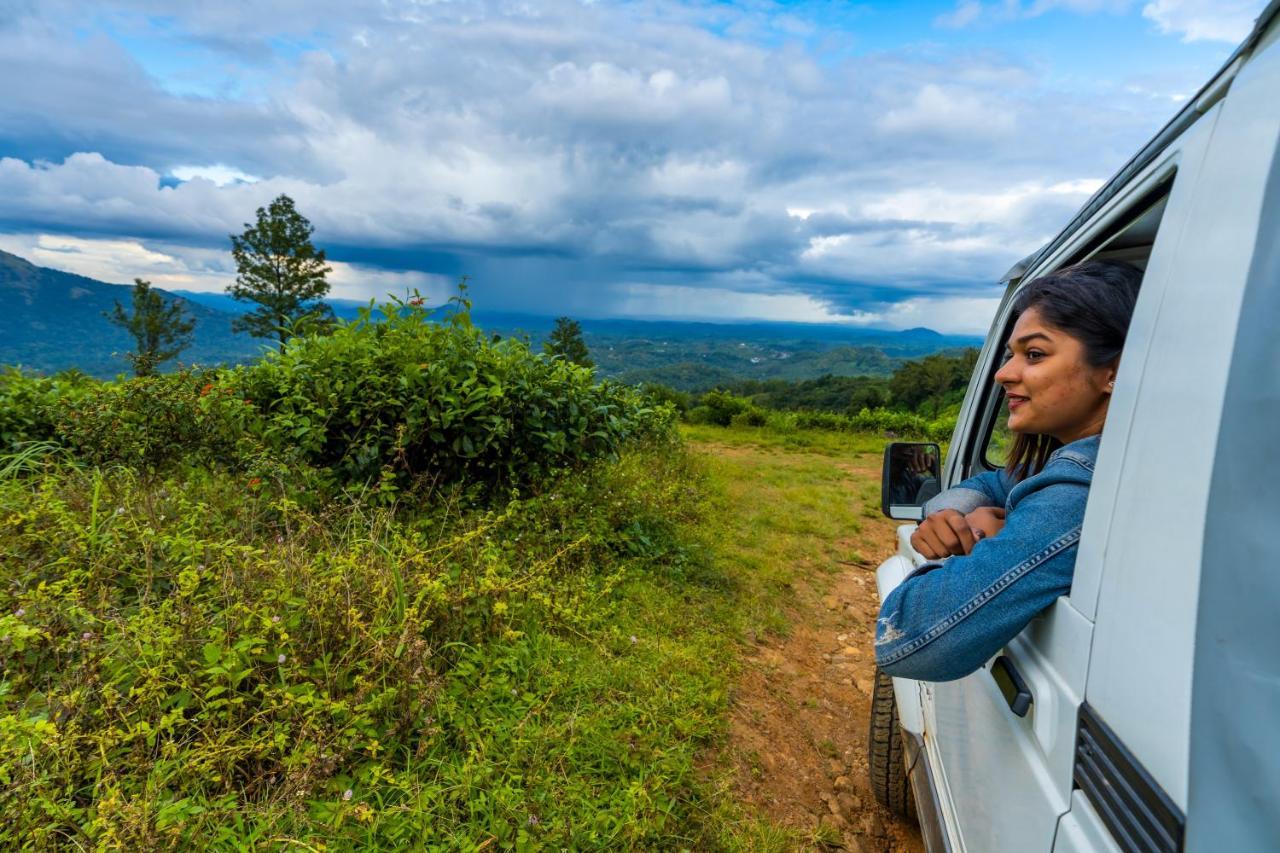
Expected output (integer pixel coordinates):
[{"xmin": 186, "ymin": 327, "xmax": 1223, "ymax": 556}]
[
  {"xmin": 2, "ymin": 250, "xmax": 981, "ymax": 384},
  {"xmin": 0, "ymin": 250, "xmax": 263, "ymax": 377}
]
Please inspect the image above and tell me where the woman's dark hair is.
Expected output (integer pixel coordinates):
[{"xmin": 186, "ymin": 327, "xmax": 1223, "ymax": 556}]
[{"xmin": 1004, "ymin": 259, "xmax": 1144, "ymax": 481}]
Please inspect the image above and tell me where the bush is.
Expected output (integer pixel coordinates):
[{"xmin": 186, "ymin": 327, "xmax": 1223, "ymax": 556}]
[
  {"xmin": 638, "ymin": 382, "xmax": 691, "ymax": 414},
  {"xmin": 0, "ymin": 368, "xmax": 94, "ymax": 450},
  {"xmin": 728, "ymin": 407, "xmax": 767, "ymax": 428},
  {"xmin": 53, "ymin": 371, "xmax": 254, "ymax": 473},
  {"xmin": 230, "ymin": 299, "xmax": 674, "ymax": 498},
  {"xmin": 692, "ymin": 390, "xmax": 750, "ymax": 427}
]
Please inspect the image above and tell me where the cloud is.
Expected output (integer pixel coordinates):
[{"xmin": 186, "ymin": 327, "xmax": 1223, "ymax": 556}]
[
  {"xmin": 877, "ymin": 83, "xmax": 1017, "ymax": 140},
  {"xmin": 936, "ymin": 2, "xmax": 985, "ymax": 29},
  {"xmin": 170, "ymin": 164, "xmax": 261, "ymax": 186},
  {"xmin": 0, "ymin": 230, "xmax": 452, "ymax": 304},
  {"xmin": 934, "ymin": 0, "xmax": 1136, "ymax": 27},
  {"xmin": 1141, "ymin": 0, "xmax": 1265, "ymax": 43},
  {"xmin": 0, "ymin": 0, "xmax": 1226, "ymax": 333}
]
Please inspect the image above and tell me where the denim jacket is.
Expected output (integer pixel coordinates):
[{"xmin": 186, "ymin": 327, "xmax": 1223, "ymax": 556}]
[{"xmin": 874, "ymin": 434, "xmax": 1100, "ymax": 681}]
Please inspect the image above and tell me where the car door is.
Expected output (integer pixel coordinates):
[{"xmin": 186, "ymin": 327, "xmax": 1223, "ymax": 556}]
[{"xmin": 917, "ymin": 110, "xmax": 1219, "ymax": 852}]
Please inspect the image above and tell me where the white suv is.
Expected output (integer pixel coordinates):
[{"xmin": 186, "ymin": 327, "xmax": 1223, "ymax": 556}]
[{"xmin": 869, "ymin": 3, "xmax": 1280, "ymax": 851}]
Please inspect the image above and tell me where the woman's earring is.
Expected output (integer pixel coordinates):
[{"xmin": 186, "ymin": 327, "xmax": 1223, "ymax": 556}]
[{"xmin": 1107, "ymin": 380, "xmax": 1115, "ymax": 391}]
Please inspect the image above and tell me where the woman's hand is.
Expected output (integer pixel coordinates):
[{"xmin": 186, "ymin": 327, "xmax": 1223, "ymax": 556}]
[
  {"xmin": 911, "ymin": 507, "xmax": 1007, "ymax": 559},
  {"xmin": 965, "ymin": 506, "xmax": 1006, "ymax": 543}
]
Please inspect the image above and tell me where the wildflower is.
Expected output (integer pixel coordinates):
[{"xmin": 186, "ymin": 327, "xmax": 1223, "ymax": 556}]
[
  {"xmin": 114, "ymin": 507, "xmax": 125, "ymax": 516},
  {"xmin": 200, "ymin": 382, "xmax": 214, "ymax": 397},
  {"xmin": 272, "ymin": 615, "xmax": 281, "ymax": 624},
  {"xmin": 276, "ymin": 534, "xmax": 284, "ymax": 544},
  {"xmin": 14, "ymin": 608, "xmax": 24, "ymax": 618},
  {"xmin": 528, "ymin": 814, "xmax": 540, "ymax": 827},
  {"xmin": 630, "ymin": 635, "xmax": 638, "ymax": 645},
  {"xmin": 81, "ymin": 631, "xmax": 93, "ymax": 640},
  {"xmin": 248, "ymin": 477, "xmax": 262, "ymax": 488},
  {"xmin": 342, "ymin": 789, "xmax": 353, "ymax": 802},
  {"xmin": 408, "ymin": 297, "xmax": 425, "ymax": 307},
  {"xmin": 277, "ymin": 654, "xmax": 287, "ymax": 664}
]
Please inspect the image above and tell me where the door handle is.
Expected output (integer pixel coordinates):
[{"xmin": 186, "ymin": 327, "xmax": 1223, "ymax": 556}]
[{"xmin": 991, "ymin": 655, "xmax": 1033, "ymax": 717}]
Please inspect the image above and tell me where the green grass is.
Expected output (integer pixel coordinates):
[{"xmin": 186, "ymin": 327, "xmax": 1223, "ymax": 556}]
[
  {"xmin": 681, "ymin": 421, "xmax": 886, "ymax": 458},
  {"xmin": 0, "ymin": 422, "xmax": 895, "ymax": 850}
]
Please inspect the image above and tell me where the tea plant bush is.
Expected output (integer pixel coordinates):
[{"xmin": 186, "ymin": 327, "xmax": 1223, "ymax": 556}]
[
  {"xmin": 232, "ymin": 299, "xmax": 673, "ymax": 497},
  {"xmin": 53, "ymin": 371, "xmax": 254, "ymax": 473},
  {"xmin": 687, "ymin": 390, "xmax": 954, "ymax": 443},
  {"xmin": 0, "ymin": 368, "xmax": 93, "ymax": 450}
]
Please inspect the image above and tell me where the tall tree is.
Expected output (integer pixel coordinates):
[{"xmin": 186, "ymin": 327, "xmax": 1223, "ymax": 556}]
[
  {"xmin": 105, "ymin": 278, "xmax": 196, "ymax": 377},
  {"xmin": 227, "ymin": 194, "xmax": 333, "ymax": 350},
  {"xmin": 543, "ymin": 317, "xmax": 593, "ymax": 368}
]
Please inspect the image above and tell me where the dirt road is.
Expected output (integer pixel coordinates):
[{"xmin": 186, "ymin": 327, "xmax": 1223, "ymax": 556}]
[{"xmin": 689, "ymin": 430, "xmax": 923, "ymax": 852}]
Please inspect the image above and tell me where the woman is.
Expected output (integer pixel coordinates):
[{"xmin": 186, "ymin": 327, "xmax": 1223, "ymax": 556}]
[{"xmin": 874, "ymin": 260, "xmax": 1142, "ymax": 681}]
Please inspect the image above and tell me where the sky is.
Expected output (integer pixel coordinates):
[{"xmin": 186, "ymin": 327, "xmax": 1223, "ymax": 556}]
[{"xmin": 0, "ymin": 0, "xmax": 1266, "ymax": 333}]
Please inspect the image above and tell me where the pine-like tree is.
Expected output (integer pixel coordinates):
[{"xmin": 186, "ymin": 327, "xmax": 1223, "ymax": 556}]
[
  {"xmin": 227, "ymin": 194, "xmax": 333, "ymax": 350},
  {"xmin": 105, "ymin": 278, "xmax": 196, "ymax": 377},
  {"xmin": 543, "ymin": 317, "xmax": 593, "ymax": 368}
]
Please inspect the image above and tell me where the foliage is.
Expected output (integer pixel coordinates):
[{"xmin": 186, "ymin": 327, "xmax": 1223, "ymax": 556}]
[
  {"xmin": 687, "ymin": 389, "xmax": 754, "ymax": 427},
  {"xmin": 228, "ymin": 194, "xmax": 334, "ymax": 350},
  {"xmin": 104, "ymin": 279, "xmax": 196, "ymax": 377},
  {"xmin": 542, "ymin": 316, "xmax": 593, "ymax": 369},
  {"xmin": 0, "ymin": 368, "xmax": 96, "ymax": 450},
  {"xmin": 232, "ymin": 294, "xmax": 672, "ymax": 499},
  {"xmin": 686, "ymin": 390, "xmax": 954, "ymax": 443},
  {"xmin": 888, "ymin": 349, "xmax": 978, "ymax": 416},
  {"xmin": 638, "ymin": 382, "xmax": 692, "ymax": 414},
  {"xmin": 727, "ymin": 373, "xmax": 891, "ymax": 414},
  {"xmin": 0, "ymin": 437, "xmax": 752, "ymax": 848},
  {"xmin": 52, "ymin": 371, "xmax": 253, "ymax": 474},
  {"xmin": 0, "ymin": 279, "xmax": 944, "ymax": 847}
]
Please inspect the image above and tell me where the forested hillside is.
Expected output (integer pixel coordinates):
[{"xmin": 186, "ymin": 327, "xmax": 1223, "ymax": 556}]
[
  {"xmin": 1, "ymin": 251, "xmax": 979, "ymax": 384},
  {"xmin": 0, "ymin": 250, "xmax": 260, "ymax": 374}
]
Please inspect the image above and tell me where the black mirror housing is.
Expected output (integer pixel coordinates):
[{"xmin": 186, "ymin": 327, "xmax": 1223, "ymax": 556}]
[{"xmin": 881, "ymin": 442, "xmax": 942, "ymax": 521}]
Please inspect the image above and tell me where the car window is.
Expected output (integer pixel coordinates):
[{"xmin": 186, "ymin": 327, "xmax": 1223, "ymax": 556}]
[
  {"xmin": 974, "ymin": 177, "xmax": 1175, "ymax": 475},
  {"xmin": 984, "ymin": 393, "xmax": 1013, "ymax": 469}
]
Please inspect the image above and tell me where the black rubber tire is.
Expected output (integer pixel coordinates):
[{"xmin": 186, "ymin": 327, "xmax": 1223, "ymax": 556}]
[{"xmin": 868, "ymin": 666, "xmax": 917, "ymax": 823}]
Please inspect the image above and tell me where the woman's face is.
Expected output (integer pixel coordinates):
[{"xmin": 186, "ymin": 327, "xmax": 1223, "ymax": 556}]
[{"xmin": 994, "ymin": 306, "xmax": 1117, "ymax": 444}]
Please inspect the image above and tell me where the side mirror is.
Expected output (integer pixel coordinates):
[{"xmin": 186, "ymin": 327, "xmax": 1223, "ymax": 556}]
[{"xmin": 881, "ymin": 442, "xmax": 941, "ymax": 521}]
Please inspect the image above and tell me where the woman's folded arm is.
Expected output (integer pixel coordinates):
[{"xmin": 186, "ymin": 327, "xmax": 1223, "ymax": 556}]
[
  {"xmin": 922, "ymin": 468, "xmax": 1011, "ymax": 517},
  {"xmin": 875, "ymin": 465, "xmax": 1088, "ymax": 681}
]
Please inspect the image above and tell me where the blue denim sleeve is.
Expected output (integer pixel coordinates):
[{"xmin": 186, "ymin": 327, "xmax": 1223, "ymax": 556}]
[
  {"xmin": 874, "ymin": 462, "xmax": 1088, "ymax": 681},
  {"xmin": 922, "ymin": 468, "xmax": 1011, "ymax": 516}
]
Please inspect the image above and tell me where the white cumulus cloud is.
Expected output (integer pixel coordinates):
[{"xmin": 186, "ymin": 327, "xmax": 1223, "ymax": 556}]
[{"xmin": 1141, "ymin": 0, "xmax": 1266, "ymax": 43}]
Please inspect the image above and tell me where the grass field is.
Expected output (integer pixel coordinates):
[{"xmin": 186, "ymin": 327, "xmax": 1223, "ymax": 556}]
[{"xmin": 1, "ymin": 422, "xmax": 911, "ymax": 849}]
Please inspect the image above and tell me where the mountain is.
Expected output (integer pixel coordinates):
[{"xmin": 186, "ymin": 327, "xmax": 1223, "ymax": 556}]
[
  {"xmin": 2, "ymin": 249, "xmax": 981, "ymax": 385},
  {"xmin": 0, "ymin": 250, "xmax": 261, "ymax": 377}
]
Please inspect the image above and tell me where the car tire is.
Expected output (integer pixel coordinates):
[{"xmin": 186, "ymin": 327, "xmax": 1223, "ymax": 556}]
[{"xmin": 868, "ymin": 666, "xmax": 917, "ymax": 823}]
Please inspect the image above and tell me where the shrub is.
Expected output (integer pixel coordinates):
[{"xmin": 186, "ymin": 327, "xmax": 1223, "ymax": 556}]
[
  {"xmin": 229, "ymin": 298, "xmax": 674, "ymax": 498},
  {"xmin": 728, "ymin": 407, "xmax": 767, "ymax": 428},
  {"xmin": 0, "ymin": 368, "xmax": 94, "ymax": 450},
  {"xmin": 638, "ymin": 382, "xmax": 691, "ymax": 414},
  {"xmin": 694, "ymin": 390, "xmax": 751, "ymax": 427},
  {"xmin": 53, "ymin": 371, "xmax": 253, "ymax": 473},
  {"xmin": 687, "ymin": 400, "xmax": 956, "ymax": 443}
]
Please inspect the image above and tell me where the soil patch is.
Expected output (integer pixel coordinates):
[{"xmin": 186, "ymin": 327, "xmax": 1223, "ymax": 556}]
[{"xmin": 712, "ymin": 449, "xmax": 924, "ymax": 851}]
